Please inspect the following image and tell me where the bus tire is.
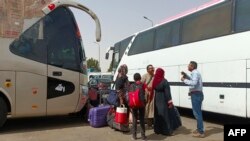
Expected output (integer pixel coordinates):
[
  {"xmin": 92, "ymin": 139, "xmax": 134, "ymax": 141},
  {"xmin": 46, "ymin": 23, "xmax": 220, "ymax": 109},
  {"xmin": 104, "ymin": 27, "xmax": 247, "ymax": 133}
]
[{"xmin": 0, "ymin": 97, "xmax": 7, "ymax": 127}]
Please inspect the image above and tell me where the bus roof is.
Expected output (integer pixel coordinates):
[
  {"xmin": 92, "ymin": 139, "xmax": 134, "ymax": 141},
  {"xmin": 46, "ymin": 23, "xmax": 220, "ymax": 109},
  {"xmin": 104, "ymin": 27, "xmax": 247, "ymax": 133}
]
[
  {"xmin": 133, "ymin": 0, "xmax": 225, "ymax": 35},
  {"xmin": 159, "ymin": 0, "xmax": 225, "ymax": 25}
]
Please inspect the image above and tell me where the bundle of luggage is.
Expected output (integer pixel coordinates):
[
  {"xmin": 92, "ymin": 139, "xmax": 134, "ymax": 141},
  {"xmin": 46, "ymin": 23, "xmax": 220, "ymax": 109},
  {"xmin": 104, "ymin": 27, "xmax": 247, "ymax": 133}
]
[
  {"xmin": 88, "ymin": 85, "xmax": 182, "ymax": 132},
  {"xmin": 88, "ymin": 104, "xmax": 130, "ymax": 132},
  {"xmin": 106, "ymin": 105, "xmax": 130, "ymax": 132},
  {"xmin": 88, "ymin": 89, "xmax": 130, "ymax": 132}
]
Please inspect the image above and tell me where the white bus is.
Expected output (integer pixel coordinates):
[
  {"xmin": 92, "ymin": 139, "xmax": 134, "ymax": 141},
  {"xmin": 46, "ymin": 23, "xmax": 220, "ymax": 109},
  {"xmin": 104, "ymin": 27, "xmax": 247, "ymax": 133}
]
[
  {"xmin": 106, "ymin": 0, "xmax": 250, "ymax": 118},
  {"xmin": 0, "ymin": 0, "xmax": 101, "ymax": 127}
]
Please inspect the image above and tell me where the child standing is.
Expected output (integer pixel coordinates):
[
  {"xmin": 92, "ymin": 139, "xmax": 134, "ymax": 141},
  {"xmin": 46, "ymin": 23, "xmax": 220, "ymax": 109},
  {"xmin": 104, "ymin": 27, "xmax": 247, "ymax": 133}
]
[{"xmin": 130, "ymin": 73, "xmax": 147, "ymax": 140}]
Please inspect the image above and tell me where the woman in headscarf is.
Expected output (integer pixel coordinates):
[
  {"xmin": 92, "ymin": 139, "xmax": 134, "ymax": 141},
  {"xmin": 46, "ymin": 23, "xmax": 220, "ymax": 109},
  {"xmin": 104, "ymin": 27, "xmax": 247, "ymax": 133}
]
[
  {"xmin": 152, "ymin": 68, "xmax": 174, "ymax": 135},
  {"xmin": 115, "ymin": 64, "xmax": 129, "ymax": 105}
]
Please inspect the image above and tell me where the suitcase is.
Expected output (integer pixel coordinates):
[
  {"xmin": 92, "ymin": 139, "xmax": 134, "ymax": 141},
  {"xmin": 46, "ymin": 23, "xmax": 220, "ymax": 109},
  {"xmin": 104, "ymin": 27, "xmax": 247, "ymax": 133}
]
[{"xmin": 88, "ymin": 105, "xmax": 110, "ymax": 128}]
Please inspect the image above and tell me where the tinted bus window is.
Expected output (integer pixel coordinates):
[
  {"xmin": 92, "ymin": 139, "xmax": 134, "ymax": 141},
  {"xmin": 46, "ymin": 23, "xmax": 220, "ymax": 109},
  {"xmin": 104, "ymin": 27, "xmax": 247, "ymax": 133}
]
[
  {"xmin": 10, "ymin": 20, "xmax": 47, "ymax": 63},
  {"xmin": 235, "ymin": 0, "xmax": 250, "ymax": 32},
  {"xmin": 182, "ymin": 1, "xmax": 232, "ymax": 44},
  {"xmin": 154, "ymin": 21, "xmax": 180, "ymax": 50},
  {"xmin": 10, "ymin": 7, "xmax": 81, "ymax": 72},
  {"xmin": 46, "ymin": 7, "xmax": 81, "ymax": 72},
  {"xmin": 128, "ymin": 29, "xmax": 155, "ymax": 56},
  {"xmin": 120, "ymin": 36, "xmax": 132, "ymax": 58},
  {"xmin": 113, "ymin": 42, "xmax": 121, "ymax": 69}
]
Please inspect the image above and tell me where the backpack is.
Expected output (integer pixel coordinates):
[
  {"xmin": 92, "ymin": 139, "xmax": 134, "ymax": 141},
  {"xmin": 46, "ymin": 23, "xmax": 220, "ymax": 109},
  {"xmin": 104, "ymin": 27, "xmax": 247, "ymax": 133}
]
[{"xmin": 128, "ymin": 83, "xmax": 145, "ymax": 108}]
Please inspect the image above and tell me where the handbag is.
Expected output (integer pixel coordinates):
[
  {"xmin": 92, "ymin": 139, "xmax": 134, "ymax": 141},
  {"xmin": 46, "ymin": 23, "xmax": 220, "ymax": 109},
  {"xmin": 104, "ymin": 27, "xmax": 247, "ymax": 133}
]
[{"xmin": 107, "ymin": 90, "xmax": 119, "ymax": 106}]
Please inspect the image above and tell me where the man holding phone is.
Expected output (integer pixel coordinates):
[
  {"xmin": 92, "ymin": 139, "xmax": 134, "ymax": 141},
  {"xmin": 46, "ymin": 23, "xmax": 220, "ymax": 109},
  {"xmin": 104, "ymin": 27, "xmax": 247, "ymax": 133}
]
[{"xmin": 181, "ymin": 61, "xmax": 205, "ymax": 138}]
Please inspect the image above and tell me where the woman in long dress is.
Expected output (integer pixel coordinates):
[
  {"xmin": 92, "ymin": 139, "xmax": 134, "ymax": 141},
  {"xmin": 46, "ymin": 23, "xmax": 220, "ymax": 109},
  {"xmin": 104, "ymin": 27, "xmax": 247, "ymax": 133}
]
[{"xmin": 152, "ymin": 68, "xmax": 174, "ymax": 135}]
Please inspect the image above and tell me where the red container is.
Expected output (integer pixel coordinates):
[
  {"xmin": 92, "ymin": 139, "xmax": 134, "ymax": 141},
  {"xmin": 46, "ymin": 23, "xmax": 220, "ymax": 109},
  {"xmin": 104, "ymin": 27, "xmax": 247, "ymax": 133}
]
[{"xmin": 115, "ymin": 104, "xmax": 128, "ymax": 124}]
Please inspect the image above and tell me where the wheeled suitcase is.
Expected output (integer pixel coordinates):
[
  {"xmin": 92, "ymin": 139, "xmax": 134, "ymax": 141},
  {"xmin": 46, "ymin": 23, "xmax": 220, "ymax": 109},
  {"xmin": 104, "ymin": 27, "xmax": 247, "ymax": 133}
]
[{"xmin": 88, "ymin": 105, "xmax": 110, "ymax": 128}]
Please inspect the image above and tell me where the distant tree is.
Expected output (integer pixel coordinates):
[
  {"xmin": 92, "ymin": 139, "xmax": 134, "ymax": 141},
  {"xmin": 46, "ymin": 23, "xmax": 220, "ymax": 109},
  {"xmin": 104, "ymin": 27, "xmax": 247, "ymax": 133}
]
[{"xmin": 87, "ymin": 58, "xmax": 101, "ymax": 72}]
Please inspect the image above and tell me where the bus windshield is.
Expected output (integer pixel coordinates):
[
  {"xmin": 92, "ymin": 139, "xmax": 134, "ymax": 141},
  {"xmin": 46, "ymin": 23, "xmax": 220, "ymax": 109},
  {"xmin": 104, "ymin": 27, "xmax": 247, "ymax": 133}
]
[{"xmin": 111, "ymin": 35, "xmax": 133, "ymax": 72}]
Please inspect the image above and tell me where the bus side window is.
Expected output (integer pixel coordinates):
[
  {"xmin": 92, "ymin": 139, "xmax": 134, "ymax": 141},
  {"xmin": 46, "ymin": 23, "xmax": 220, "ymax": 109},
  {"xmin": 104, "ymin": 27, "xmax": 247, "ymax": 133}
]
[
  {"xmin": 154, "ymin": 21, "xmax": 180, "ymax": 50},
  {"xmin": 182, "ymin": 1, "xmax": 232, "ymax": 44},
  {"xmin": 235, "ymin": 0, "xmax": 250, "ymax": 32},
  {"xmin": 128, "ymin": 29, "xmax": 155, "ymax": 56},
  {"xmin": 10, "ymin": 20, "xmax": 47, "ymax": 63}
]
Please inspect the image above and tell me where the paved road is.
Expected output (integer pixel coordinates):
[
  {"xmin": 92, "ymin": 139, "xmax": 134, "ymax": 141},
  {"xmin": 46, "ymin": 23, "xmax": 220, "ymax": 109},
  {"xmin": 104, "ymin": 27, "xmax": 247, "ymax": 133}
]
[{"xmin": 0, "ymin": 109, "xmax": 224, "ymax": 141}]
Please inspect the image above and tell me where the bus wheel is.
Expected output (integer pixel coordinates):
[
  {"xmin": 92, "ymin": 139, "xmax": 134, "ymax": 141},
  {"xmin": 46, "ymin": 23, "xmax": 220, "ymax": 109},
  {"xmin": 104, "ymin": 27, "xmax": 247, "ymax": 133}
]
[{"xmin": 0, "ymin": 97, "xmax": 7, "ymax": 127}]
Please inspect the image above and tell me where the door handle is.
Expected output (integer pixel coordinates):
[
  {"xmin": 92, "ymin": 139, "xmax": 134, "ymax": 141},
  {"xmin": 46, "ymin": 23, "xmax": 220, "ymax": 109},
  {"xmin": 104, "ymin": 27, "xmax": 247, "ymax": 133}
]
[{"xmin": 53, "ymin": 71, "xmax": 62, "ymax": 76}]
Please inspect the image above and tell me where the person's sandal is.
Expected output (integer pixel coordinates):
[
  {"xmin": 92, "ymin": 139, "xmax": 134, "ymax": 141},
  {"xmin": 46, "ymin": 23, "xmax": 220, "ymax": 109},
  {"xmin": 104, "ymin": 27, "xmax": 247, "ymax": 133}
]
[
  {"xmin": 192, "ymin": 132, "xmax": 205, "ymax": 138},
  {"xmin": 192, "ymin": 129, "xmax": 199, "ymax": 134}
]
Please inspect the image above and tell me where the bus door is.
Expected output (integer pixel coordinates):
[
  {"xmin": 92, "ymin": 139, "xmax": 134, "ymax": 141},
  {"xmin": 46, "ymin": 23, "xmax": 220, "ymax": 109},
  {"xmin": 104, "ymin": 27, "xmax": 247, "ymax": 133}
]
[
  {"xmin": 45, "ymin": 7, "xmax": 81, "ymax": 115},
  {"xmin": 42, "ymin": 0, "xmax": 101, "ymax": 115}
]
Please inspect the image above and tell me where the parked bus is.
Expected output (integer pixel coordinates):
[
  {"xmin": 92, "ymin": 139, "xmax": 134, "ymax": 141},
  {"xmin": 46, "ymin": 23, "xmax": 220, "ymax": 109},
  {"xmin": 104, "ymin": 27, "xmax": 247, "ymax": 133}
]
[
  {"xmin": 0, "ymin": 0, "xmax": 101, "ymax": 127},
  {"xmin": 105, "ymin": 35, "xmax": 134, "ymax": 72},
  {"xmin": 106, "ymin": 0, "xmax": 250, "ymax": 118}
]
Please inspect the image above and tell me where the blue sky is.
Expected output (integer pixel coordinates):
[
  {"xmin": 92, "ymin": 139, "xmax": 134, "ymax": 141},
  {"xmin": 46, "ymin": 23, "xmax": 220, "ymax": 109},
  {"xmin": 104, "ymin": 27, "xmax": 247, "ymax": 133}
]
[{"xmin": 72, "ymin": 0, "xmax": 211, "ymax": 72}]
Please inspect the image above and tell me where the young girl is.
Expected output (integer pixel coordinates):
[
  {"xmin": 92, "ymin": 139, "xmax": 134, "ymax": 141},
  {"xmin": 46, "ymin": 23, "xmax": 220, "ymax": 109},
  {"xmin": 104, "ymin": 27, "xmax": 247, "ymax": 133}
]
[{"xmin": 130, "ymin": 73, "xmax": 147, "ymax": 140}]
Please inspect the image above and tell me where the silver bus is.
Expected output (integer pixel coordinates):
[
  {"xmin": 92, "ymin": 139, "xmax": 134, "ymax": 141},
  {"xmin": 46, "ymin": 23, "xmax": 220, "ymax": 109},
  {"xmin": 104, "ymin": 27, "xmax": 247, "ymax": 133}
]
[{"xmin": 0, "ymin": 0, "xmax": 101, "ymax": 127}]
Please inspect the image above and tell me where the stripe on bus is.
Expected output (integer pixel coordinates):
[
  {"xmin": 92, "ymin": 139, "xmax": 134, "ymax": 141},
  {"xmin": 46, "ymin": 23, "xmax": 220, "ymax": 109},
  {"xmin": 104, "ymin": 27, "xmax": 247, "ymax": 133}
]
[{"xmin": 169, "ymin": 82, "xmax": 250, "ymax": 88}]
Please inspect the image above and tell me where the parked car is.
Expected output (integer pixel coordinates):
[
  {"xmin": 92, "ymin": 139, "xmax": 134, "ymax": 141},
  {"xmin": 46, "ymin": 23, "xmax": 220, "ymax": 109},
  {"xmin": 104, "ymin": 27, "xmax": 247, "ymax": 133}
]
[{"xmin": 88, "ymin": 78, "xmax": 112, "ymax": 90}]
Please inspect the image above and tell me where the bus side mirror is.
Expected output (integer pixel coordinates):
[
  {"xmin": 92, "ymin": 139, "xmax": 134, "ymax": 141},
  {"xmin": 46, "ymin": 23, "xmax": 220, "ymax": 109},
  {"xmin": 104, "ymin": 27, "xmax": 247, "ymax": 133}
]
[{"xmin": 105, "ymin": 52, "xmax": 109, "ymax": 59}]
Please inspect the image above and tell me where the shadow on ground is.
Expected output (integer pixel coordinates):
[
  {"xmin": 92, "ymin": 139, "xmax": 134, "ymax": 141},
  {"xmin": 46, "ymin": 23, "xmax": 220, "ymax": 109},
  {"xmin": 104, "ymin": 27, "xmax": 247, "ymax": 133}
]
[{"xmin": 0, "ymin": 115, "xmax": 88, "ymax": 134}]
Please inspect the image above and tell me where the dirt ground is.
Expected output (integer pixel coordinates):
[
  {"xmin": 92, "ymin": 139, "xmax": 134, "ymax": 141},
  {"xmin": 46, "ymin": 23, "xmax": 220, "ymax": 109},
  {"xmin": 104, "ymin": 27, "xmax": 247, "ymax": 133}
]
[{"xmin": 0, "ymin": 113, "xmax": 223, "ymax": 141}]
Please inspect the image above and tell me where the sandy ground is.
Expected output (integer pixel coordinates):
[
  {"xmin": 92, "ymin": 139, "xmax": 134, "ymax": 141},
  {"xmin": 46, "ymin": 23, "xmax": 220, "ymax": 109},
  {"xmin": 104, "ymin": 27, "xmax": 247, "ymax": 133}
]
[{"xmin": 0, "ymin": 114, "xmax": 223, "ymax": 141}]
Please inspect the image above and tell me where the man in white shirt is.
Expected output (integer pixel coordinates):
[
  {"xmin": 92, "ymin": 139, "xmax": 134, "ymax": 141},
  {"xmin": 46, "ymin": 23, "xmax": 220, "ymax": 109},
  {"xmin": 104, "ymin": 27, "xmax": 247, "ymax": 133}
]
[{"xmin": 181, "ymin": 61, "xmax": 205, "ymax": 138}]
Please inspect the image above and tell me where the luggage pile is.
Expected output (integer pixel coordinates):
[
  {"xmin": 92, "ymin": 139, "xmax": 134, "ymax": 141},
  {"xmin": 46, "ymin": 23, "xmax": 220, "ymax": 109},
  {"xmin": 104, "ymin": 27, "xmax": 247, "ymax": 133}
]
[
  {"xmin": 106, "ymin": 105, "xmax": 130, "ymax": 132},
  {"xmin": 87, "ymin": 88, "xmax": 129, "ymax": 132}
]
